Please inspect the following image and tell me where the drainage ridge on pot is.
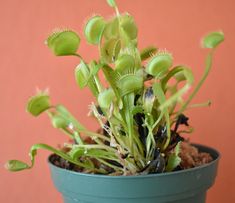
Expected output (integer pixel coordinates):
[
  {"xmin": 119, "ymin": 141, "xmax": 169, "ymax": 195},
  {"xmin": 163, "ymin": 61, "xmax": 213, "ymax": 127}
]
[{"xmin": 48, "ymin": 144, "xmax": 220, "ymax": 203}]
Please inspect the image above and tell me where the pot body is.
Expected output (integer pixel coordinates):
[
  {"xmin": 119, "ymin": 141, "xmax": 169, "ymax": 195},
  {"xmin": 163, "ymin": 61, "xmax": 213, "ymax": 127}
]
[{"xmin": 48, "ymin": 144, "xmax": 220, "ymax": 203}]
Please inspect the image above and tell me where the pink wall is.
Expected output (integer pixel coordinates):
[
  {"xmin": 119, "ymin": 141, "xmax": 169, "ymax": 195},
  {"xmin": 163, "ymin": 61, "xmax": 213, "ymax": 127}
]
[{"xmin": 0, "ymin": 0, "xmax": 234, "ymax": 202}]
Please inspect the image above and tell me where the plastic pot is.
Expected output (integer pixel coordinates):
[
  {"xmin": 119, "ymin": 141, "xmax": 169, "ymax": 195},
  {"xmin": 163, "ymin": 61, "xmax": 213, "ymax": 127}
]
[{"xmin": 48, "ymin": 144, "xmax": 220, "ymax": 203}]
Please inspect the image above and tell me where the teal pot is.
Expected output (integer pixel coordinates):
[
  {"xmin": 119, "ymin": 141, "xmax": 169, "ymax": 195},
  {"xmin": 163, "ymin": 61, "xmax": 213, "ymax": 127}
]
[{"xmin": 48, "ymin": 144, "xmax": 220, "ymax": 203}]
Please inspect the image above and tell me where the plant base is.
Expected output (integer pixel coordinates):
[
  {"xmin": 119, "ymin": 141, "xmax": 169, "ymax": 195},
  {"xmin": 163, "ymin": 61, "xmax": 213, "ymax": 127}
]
[{"xmin": 48, "ymin": 144, "xmax": 219, "ymax": 203}]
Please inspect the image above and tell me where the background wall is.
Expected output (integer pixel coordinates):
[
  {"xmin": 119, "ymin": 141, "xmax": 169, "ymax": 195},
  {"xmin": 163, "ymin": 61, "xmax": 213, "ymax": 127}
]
[{"xmin": 0, "ymin": 0, "xmax": 234, "ymax": 202}]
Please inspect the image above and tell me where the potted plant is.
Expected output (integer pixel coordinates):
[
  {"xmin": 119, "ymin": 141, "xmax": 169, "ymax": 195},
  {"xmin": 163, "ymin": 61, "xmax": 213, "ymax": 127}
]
[{"xmin": 5, "ymin": 0, "xmax": 224, "ymax": 202}]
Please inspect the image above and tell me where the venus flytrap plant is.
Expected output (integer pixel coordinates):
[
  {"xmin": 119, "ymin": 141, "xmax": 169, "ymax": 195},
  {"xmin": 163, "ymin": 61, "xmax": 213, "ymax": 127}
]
[{"xmin": 5, "ymin": 0, "xmax": 224, "ymax": 175}]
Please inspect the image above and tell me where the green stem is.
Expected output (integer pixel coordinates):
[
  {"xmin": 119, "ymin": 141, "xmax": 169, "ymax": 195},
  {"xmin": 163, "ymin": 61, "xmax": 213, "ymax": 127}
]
[
  {"xmin": 74, "ymin": 53, "xmax": 83, "ymax": 59},
  {"xmin": 123, "ymin": 93, "xmax": 144, "ymax": 158},
  {"xmin": 60, "ymin": 128, "xmax": 75, "ymax": 140},
  {"xmin": 81, "ymin": 130, "xmax": 110, "ymax": 142},
  {"xmin": 97, "ymin": 158, "xmax": 123, "ymax": 172},
  {"xmin": 115, "ymin": 6, "xmax": 120, "ymax": 17},
  {"xmin": 94, "ymin": 75, "xmax": 103, "ymax": 93},
  {"xmin": 69, "ymin": 144, "xmax": 117, "ymax": 153},
  {"xmin": 31, "ymin": 144, "xmax": 94, "ymax": 169},
  {"xmin": 177, "ymin": 50, "xmax": 214, "ymax": 116},
  {"xmin": 187, "ymin": 100, "xmax": 211, "ymax": 109}
]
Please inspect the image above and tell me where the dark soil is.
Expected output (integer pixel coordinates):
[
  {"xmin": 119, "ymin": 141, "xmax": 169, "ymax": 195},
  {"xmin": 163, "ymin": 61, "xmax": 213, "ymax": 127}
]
[{"xmin": 49, "ymin": 153, "xmax": 83, "ymax": 172}]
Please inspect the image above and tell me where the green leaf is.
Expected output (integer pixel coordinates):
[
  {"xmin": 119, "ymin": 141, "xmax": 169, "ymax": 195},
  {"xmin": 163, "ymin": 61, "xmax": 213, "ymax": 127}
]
[
  {"xmin": 110, "ymin": 49, "xmax": 143, "ymax": 96},
  {"xmin": 183, "ymin": 68, "xmax": 194, "ymax": 84},
  {"xmin": 26, "ymin": 93, "xmax": 50, "ymax": 116},
  {"xmin": 146, "ymin": 53, "xmax": 173, "ymax": 78},
  {"xmin": 75, "ymin": 61, "xmax": 99, "ymax": 96},
  {"xmin": 29, "ymin": 144, "xmax": 90, "ymax": 168},
  {"xmin": 104, "ymin": 17, "xmax": 119, "ymax": 40},
  {"xmin": 122, "ymin": 93, "xmax": 144, "ymax": 157},
  {"xmin": 119, "ymin": 46, "xmax": 142, "ymax": 69},
  {"xmin": 5, "ymin": 143, "xmax": 93, "ymax": 172},
  {"xmin": 131, "ymin": 105, "xmax": 144, "ymax": 115},
  {"xmin": 166, "ymin": 154, "xmax": 181, "ymax": 172},
  {"xmin": 123, "ymin": 94, "xmax": 135, "ymax": 149},
  {"xmin": 55, "ymin": 105, "xmax": 86, "ymax": 131},
  {"xmin": 84, "ymin": 16, "xmax": 106, "ymax": 45},
  {"xmin": 159, "ymin": 67, "xmax": 194, "ymax": 110},
  {"xmin": 161, "ymin": 65, "xmax": 186, "ymax": 90},
  {"xmin": 176, "ymin": 31, "xmax": 224, "ymax": 116},
  {"xmin": 101, "ymin": 38, "xmax": 121, "ymax": 63},
  {"xmin": 68, "ymin": 147, "xmax": 84, "ymax": 159},
  {"xmin": 107, "ymin": 0, "xmax": 117, "ymax": 7},
  {"xmin": 115, "ymin": 54, "xmax": 135, "ymax": 74},
  {"xmin": 5, "ymin": 160, "xmax": 30, "ymax": 172},
  {"xmin": 166, "ymin": 142, "xmax": 181, "ymax": 172},
  {"xmin": 153, "ymin": 83, "xmax": 171, "ymax": 150},
  {"xmin": 177, "ymin": 52, "xmax": 213, "ymax": 115},
  {"xmin": 30, "ymin": 143, "xmax": 93, "ymax": 169},
  {"xmin": 46, "ymin": 29, "xmax": 80, "ymax": 56},
  {"xmin": 74, "ymin": 60, "xmax": 90, "ymax": 88},
  {"xmin": 120, "ymin": 14, "xmax": 138, "ymax": 40},
  {"xmin": 50, "ymin": 114, "xmax": 69, "ymax": 129},
  {"xmin": 98, "ymin": 88, "xmax": 115, "ymax": 109},
  {"xmin": 117, "ymin": 73, "xmax": 143, "ymax": 96},
  {"xmin": 101, "ymin": 65, "xmax": 121, "ymax": 101},
  {"xmin": 140, "ymin": 46, "xmax": 158, "ymax": 61},
  {"xmin": 202, "ymin": 31, "xmax": 224, "ymax": 49},
  {"xmin": 174, "ymin": 70, "xmax": 188, "ymax": 82},
  {"xmin": 69, "ymin": 146, "xmax": 117, "ymax": 161},
  {"xmin": 90, "ymin": 63, "xmax": 102, "ymax": 76}
]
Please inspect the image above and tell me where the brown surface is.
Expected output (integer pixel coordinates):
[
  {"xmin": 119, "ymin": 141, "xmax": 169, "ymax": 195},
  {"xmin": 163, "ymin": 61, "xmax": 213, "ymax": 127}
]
[{"xmin": 180, "ymin": 142, "xmax": 213, "ymax": 169}]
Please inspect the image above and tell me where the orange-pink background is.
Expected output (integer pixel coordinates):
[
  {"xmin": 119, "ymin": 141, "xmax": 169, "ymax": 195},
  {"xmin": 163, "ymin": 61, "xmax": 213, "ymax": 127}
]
[{"xmin": 0, "ymin": 0, "xmax": 234, "ymax": 202}]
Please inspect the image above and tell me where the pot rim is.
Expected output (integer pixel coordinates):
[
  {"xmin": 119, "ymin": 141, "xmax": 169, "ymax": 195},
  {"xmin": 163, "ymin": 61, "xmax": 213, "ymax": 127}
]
[{"xmin": 47, "ymin": 143, "xmax": 220, "ymax": 179}]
